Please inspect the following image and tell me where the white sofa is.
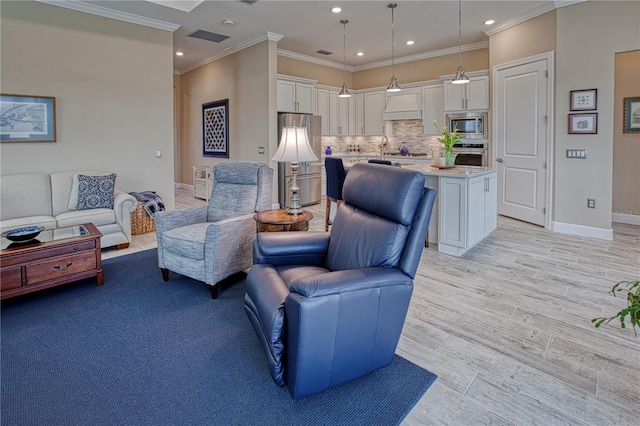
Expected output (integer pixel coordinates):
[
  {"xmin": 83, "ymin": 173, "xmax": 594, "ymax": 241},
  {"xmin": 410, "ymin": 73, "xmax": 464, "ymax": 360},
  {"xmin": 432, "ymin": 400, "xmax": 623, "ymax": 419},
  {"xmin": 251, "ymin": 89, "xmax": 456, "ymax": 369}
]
[{"xmin": 0, "ymin": 171, "xmax": 137, "ymax": 249}]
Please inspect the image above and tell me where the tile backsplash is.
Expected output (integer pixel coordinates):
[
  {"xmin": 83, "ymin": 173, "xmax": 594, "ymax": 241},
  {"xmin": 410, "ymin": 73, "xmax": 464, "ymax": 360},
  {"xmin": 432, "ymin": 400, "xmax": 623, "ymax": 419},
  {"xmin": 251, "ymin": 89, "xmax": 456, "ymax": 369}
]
[{"xmin": 322, "ymin": 120, "xmax": 442, "ymax": 157}]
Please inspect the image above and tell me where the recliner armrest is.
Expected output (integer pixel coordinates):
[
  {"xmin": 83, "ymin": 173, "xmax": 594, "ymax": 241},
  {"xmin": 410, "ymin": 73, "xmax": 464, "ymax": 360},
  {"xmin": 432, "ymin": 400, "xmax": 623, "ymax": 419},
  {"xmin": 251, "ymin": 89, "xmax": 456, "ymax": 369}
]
[
  {"xmin": 253, "ymin": 231, "xmax": 329, "ymax": 266},
  {"xmin": 289, "ymin": 267, "xmax": 412, "ymax": 298},
  {"xmin": 155, "ymin": 206, "xmax": 208, "ymax": 233}
]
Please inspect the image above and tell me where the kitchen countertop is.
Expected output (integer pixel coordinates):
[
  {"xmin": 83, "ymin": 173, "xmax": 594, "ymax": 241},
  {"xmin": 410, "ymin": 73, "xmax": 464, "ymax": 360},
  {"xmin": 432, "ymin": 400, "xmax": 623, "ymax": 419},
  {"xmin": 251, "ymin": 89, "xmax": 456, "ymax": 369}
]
[{"xmin": 341, "ymin": 160, "xmax": 495, "ymax": 178}]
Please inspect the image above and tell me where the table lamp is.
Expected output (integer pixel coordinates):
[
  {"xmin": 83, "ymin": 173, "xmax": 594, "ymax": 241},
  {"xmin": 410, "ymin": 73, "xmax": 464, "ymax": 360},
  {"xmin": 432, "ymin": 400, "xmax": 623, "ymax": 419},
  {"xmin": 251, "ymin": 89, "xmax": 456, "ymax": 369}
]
[{"xmin": 272, "ymin": 126, "xmax": 318, "ymax": 215}]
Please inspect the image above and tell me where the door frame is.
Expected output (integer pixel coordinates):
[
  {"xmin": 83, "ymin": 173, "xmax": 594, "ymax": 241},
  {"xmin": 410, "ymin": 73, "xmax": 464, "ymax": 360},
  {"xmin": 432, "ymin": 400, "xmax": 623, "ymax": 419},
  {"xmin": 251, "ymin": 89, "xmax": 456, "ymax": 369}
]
[{"xmin": 491, "ymin": 51, "xmax": 555, "ymax": 230}]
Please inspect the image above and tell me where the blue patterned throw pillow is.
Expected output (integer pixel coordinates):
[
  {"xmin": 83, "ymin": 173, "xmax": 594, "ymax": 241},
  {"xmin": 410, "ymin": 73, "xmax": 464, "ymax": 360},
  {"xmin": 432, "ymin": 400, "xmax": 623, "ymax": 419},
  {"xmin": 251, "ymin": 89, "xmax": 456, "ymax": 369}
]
[{"xmin": 76, "ymin": 173, "xmax": 116, "ymax": 210}]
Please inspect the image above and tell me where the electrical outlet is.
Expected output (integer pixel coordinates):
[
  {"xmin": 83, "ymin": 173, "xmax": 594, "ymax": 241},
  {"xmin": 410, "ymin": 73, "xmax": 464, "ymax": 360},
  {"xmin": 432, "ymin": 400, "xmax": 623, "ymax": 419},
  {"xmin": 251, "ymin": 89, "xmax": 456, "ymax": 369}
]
[
  {"xmin": 587, "ymin": 198, "xmax": 596, "ymax": 208},
  {"xmin": 258, "ymin": 147, "xmax": 265, "ymax": 154}
]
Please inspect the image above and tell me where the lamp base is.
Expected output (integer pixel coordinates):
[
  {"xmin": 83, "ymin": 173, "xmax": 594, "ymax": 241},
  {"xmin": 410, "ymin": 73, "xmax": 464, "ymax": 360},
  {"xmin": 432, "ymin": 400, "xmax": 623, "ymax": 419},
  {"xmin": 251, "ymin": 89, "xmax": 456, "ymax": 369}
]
[
  {"xmin": 285, "ymin": 206, "xmax": 305, "ymax": 215},
  {"xmin": 286, "ymin": 161, "xmax": 305, "ymax": 215}
]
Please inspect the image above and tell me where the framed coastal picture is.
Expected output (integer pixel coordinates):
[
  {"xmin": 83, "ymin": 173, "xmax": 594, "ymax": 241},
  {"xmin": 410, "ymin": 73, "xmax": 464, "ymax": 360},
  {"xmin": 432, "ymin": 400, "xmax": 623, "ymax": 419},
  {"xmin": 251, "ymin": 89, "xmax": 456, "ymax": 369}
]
[
  {"xmin": 570, "ymin": 89, "xmax": 597, "ymax": 111},
  {"xmin": 623, "ymin": 96, "xmax": 640, "ymax": 134},
  {"xmin": 0, "ymin": 94, "xmax": 56, "ymax": 142},
  {"xmin": 202, "ymin": 99, "xmax": 229, "ymax": 158},
  {"xmin": 568, "ymin": 113, "xmax": 598, "ymax": 134}
]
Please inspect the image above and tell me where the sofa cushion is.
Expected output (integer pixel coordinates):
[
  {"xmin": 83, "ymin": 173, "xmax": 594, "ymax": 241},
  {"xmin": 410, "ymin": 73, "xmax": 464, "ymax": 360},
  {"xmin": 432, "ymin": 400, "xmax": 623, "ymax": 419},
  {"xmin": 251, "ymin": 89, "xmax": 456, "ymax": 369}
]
[
  {"xmin": 56, "ymin": 209, "xmax": 116, "ymax": 228},
  {"xmin": 76, "ymin": 174, "xmax": 116, "ymax": 210},
  {"xmin": 0, "ymin": 174, "xmax": 52, "ymax": 220}
]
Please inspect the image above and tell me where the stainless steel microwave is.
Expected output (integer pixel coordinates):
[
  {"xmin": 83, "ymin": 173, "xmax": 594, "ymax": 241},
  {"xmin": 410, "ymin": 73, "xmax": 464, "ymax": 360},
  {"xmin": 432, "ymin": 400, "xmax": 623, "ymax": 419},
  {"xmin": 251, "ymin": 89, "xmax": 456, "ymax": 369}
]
[{"xmin": 446, "ymin": 112, "xmax": 487, "ymax": 140}]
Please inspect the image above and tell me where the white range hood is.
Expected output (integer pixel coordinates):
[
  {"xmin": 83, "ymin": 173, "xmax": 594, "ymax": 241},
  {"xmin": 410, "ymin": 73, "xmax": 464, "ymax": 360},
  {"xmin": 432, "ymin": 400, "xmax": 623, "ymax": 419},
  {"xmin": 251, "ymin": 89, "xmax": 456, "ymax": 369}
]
[{"xmin": 383, "ymin": 94, "xmax": 422, "ymax": 120}]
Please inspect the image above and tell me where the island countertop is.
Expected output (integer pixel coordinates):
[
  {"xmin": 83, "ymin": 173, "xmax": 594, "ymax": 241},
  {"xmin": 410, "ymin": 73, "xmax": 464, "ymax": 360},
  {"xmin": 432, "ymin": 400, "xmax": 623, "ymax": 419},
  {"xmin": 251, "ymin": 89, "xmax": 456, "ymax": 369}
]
[{"xmin": 341, "ymin": 160, "xmax": 496, "ymax": 179}]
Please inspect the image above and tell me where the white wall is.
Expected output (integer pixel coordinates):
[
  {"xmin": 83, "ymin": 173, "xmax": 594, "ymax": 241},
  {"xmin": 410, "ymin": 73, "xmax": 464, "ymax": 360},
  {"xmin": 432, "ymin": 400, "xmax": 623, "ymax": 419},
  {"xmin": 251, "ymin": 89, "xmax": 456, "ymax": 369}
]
[
  {"xmin": 554, "ymin": 1, "xmax": 640, "ymax": 232},
  {"xmin": 0, "ymin": 1, "xmax": 176, "ymax": 208}
]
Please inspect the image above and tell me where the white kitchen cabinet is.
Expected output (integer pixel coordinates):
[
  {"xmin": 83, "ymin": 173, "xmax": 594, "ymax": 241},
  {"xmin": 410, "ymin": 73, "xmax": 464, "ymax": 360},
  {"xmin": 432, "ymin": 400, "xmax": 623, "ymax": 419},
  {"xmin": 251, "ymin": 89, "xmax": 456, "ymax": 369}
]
[
  {"xmin": 438, "ymin": 170, "xmax": 497, "ymax": 256},
  {"xmin": 444, "ymin": 75, "xmax": 489, "ymax": 111},
  {"xmin": 364, "ymin": 91, "xmax": 385, "ymax": 135},
  {"xmin": 349, "ymin": 94, "xmax": 364, "ymax": 136},
  {"xmin": 277, "ymin": 79, "xmax": 314, "ymax": 114},
  {"xmin": 316, "ymin": 88, "xmax": 330, "ymax": 135},
  {"xmin": 422, "ymin": 84, "xmax": 445, "ymax": 134},
  {"xmin": 327, "ymin": 90, "xmax": 349, "ymax": 136}
]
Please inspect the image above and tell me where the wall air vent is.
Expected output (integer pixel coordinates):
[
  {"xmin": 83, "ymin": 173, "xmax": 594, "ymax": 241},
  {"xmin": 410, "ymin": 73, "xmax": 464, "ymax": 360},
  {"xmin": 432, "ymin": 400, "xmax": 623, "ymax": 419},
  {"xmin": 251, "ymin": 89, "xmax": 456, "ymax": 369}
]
[
  {"xmin": 188, "ymin": 30, "xmax": 230, "ymax": 43},
  {"xmin": 317, "ymin": 50, "xmax": 333, "ymax": 55}
]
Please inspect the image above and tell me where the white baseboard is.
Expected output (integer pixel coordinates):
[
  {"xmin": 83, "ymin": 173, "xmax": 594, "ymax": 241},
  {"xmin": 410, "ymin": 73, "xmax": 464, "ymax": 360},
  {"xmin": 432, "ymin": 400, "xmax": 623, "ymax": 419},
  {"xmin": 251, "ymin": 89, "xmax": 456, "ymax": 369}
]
[
  {"xmin": 550, "ymin": 221, "xmax": 613, "ymax": 241},
  {"xmin": 612, "ymin": 213, "xmax": 640, "ymax": 225}
]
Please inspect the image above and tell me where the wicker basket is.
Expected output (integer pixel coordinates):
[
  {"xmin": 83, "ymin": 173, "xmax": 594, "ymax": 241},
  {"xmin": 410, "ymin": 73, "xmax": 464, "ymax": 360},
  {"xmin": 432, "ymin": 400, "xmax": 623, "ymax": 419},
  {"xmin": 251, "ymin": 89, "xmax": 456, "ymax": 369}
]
[{"xmin": 131, "ymin": 202, "xmax": 156, "ymax": 235}]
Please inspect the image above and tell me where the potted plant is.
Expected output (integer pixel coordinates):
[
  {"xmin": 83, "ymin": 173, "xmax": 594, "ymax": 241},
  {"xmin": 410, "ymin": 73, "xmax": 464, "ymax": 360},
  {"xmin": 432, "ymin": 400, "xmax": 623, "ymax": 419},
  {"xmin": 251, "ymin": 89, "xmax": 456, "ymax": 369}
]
[
  {"xmin": 433, "ymin": 120, "xmax": 460, "ymax": 167},
  {"xmin": 592, "ymin": 280, "xmax": 640, "ymax": 335}
]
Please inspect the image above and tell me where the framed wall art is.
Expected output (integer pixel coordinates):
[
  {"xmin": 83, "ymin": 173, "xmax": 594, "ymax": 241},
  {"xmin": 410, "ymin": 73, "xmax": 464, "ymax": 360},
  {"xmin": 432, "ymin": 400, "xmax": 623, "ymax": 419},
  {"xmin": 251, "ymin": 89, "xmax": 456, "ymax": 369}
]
[
  {"xmin": 568, "ymin": 113, "xmax": 598, "ymax": 134},
  {"xmin": 0, "ymin": 94, "xmax": 56, "ymax": 142},
  {"xmin": 570, "ymin": 89, "xmax": 597, "ymax": 111},
  {"xmin": 623, "ymin": 96, "xmax": 640, "ymax": 134},
  {"xmin": 202, "ymin": 99, "xmax": 229, "ymax": 158}
]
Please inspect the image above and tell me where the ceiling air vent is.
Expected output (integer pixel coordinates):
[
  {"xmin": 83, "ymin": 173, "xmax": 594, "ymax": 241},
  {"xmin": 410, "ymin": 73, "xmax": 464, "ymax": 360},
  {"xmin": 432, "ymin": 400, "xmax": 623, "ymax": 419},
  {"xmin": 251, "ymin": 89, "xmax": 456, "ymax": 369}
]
[
  {"xmin": 317, "ymin": 50, "xmax": 333, "ymax": 55},
  {"xmin": 188, "ymin": 30, "xmax": 230, "ymax": 43},
  {"xmin": 239, "ymin": 0, "xmax": 258, "ymax": 5}
]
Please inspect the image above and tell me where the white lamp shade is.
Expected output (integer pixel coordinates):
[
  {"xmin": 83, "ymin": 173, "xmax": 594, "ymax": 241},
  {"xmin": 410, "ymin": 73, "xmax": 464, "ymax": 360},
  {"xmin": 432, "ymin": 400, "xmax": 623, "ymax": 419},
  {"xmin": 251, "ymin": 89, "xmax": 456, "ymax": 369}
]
[{"xmin": 272, "ymin": 126, "xmax": 318, "ymax": 163}]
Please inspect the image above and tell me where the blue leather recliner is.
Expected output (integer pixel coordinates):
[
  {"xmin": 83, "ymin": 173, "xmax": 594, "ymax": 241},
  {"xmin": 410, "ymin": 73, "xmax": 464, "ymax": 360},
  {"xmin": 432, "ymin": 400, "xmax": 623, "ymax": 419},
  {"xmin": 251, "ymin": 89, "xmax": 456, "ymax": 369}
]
[{"xmin": 243, "ymin": 163, "xmax": 437, "ymax": 399}]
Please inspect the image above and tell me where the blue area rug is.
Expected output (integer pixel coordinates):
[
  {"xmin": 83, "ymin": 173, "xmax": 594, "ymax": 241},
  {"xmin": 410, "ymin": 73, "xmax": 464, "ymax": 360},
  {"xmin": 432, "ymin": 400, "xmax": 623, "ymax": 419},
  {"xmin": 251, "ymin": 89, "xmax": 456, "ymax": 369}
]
[{"xmin": 1, "ymin": 249, "xmax": 437, "ymax": 426}]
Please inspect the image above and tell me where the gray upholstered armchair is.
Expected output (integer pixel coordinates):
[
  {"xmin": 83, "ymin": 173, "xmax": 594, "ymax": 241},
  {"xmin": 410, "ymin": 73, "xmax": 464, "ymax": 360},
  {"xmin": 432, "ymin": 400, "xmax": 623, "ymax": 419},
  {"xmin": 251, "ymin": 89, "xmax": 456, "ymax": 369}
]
[
  {"xmin": 155, "ymin": 162, "xmax": 273, "ymax": 299},
  {"xmin": 244, "ymin": 163, "xmax": 437, "ymax": 399}
]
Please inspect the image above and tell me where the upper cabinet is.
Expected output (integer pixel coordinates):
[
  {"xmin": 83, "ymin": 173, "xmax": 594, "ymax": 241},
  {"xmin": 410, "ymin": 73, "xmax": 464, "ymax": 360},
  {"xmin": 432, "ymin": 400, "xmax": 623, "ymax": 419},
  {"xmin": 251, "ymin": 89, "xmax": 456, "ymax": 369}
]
[
  {"xmin": 351, "ymin": 94, "xmax": 364, "ymax": 136},
  {"xmin": 364, "ymin": 91, "xmax": 386, "ymax": 135},
  {"xmin": 422, "ymin": 84, "xmax": 445, "ymax": 134},
  {"xmin": 316, "ymin": 88, "xmax": 330, "ymax": 135},
  {"xmin": 277, "ymin": 76, "xmax": 315, "ymax": 114},
  {"xmin": 443, "ymin": 74, "xmax": 489, "ymax": 112},
  {"xmin": 328, "ymin": 90, "xmax": 350, "ymax": 136}
]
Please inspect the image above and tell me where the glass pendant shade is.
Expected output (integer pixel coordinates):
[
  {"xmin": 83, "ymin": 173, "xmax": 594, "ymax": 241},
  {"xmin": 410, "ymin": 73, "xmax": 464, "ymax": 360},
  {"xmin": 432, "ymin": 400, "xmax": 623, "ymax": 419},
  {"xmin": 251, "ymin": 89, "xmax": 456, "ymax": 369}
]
[
  {"xmin": 452, "ymin": 0, "xmax": 469, "ymax": 85},
  {"xmin": 387, "ymin": 76, "xmax": 401, "ymax": 92},
  {"xmin": 338, "ymin": 83, "xmax": 351, "ymax": 98}
]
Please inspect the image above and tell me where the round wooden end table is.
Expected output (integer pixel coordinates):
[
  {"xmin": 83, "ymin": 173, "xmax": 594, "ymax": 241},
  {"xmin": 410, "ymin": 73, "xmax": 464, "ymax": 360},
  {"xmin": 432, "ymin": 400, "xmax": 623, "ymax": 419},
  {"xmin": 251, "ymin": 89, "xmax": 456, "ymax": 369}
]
[{"xmin": 254, "ymin": 209, "xmax": 313, "ymax": 232}]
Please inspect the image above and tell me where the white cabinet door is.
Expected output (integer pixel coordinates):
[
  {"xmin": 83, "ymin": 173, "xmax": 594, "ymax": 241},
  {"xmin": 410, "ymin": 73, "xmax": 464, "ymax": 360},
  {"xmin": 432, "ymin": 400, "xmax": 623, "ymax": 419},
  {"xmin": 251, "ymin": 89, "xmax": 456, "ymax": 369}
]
[
  {"xmin": 422, "ymin": 84, "xmax": 445, "ymax": 134},
  {"xmin": 277, "ymin": 80, "xmax": 314, "ymax": 113},
  {"xmin": 329, "ymin": 91, "xmax": 339, "ymax": 135},
  {"xmin": 484, "ymin": 173, "xmax": 497, "ymax": 234},
  {"xmin": 277, "ymin": 80, "xmax": 297, "ymax": 113},
  {"xmin": 364, "ymin": 91, "xmax": 385, "ymax": 135},
  {"xmin": 295, "ymin": 82, "xmax": 314, "ymax": 114},
  {"xmin": 467, "ymin": 175, "xmax": 486, "ymax": 247},
  {"xmin": 354, "ymin": 93, "xmax": 364, "ymax": 136},
  {"xmin": 439, "ymin": 177, "xmax": 467, "ymax": 248},
  {"xmin": 338, "ymin": 95, "xmax": 349, "ymax": 135},
  {"xmin": 444, "ymin": 75, "xmax": 489, "ymax": 111},
  {"xmin": 316, "ymin": 89, "xmax": 330, "ymax": 135}
]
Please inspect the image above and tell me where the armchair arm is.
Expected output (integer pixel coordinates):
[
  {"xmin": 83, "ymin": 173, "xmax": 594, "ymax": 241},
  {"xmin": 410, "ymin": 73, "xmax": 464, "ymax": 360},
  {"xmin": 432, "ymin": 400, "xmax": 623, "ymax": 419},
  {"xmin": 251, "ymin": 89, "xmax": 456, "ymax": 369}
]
[
  {"xmin": 253, "ymin": 231, "xmax": 329, "ymax": 266},
  {"xmin": 289, "ymin": 267, "xmax": 412, "ymax": 298},
  {"xmin": 155, "ymin": 206, "xmax": 208, "ymax": 234},
  {"xmin": 113, "ymin": 189, "xmax": 137, "ymax": 240},
  {"xmin": 204, "ymin": 213, "xmax": 257, "ymax": 284}
]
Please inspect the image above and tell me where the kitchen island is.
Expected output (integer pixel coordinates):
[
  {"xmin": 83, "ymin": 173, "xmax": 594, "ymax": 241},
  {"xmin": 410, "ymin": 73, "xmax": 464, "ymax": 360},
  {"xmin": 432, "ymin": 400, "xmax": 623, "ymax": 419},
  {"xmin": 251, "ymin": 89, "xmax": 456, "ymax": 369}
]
[{"xmin": 341, "ymin": 159, "xmax": 497, "ymax": 257}]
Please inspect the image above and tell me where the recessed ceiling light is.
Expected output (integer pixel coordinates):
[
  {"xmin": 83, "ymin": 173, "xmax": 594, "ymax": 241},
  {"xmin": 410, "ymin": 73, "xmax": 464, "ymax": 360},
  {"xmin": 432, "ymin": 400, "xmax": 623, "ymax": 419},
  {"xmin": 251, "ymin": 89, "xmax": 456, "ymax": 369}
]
[
  {"xmin": 222, "ymin": 19, "xmax": 234, "ymax": 25},
  {"xmin": 357, "ymin": 52, "xmax": 364, "ymax": 56},
  {"xmin": 484, "ymin": 19, "xmax": 495, "ymax": 25},
  {"xmin": 406, "ymin": 40, "xmax": 414, "ymax": 45},
  {"xmin": 331, "ymin": 7, "xmax": 342, "ymax": 13},
  {"xmin": 175, "ymin": 51, "xmax": 184, "ymax": 56}
]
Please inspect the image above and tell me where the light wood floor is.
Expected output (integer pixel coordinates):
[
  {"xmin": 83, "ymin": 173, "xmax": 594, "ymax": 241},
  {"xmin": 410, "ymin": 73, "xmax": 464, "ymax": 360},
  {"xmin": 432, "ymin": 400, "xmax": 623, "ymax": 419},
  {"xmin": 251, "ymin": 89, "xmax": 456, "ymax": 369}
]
[{"xmin": 108, "ymin": 189, "xmax": 640, "ymax": 425}]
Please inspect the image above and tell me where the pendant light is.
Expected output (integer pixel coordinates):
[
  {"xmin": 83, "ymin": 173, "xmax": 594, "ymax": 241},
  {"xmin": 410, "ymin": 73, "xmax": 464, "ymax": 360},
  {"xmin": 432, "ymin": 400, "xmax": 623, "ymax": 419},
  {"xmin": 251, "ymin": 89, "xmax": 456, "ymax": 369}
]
[
  {"xmin": 386, "ymin": 3, "xmax": 401, "ymax": 92},
  {"xmin": 452, "ymin": 0, "xmax": 469, "ymax": 85},
  {"xmin": 338, "ymin": 19, "xmax": 351, "ymax": 98}
]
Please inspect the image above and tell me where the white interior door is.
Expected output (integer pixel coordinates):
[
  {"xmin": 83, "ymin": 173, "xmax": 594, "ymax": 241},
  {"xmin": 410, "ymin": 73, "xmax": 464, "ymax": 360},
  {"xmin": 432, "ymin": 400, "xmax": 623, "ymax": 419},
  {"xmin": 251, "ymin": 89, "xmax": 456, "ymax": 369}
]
[{"xmin": 494, "ymin": 58, "xmax": 549, "ymax": 226}]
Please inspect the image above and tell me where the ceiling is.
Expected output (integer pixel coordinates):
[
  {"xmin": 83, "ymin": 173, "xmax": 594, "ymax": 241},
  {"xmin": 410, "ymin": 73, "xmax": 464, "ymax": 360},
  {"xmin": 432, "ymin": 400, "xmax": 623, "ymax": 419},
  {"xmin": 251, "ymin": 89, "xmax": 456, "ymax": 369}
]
[{"xmin": 47, "ymin": 1, "xmax": 573, "ymax": 74}]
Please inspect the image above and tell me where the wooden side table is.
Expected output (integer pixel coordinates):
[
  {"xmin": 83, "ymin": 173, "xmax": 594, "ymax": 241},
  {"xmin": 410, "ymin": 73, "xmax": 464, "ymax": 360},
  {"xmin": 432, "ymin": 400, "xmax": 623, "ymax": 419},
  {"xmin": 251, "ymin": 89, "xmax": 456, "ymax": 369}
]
[{"xmin": 254, "ymin": 209, "xmax": 313, "ymax": 232}]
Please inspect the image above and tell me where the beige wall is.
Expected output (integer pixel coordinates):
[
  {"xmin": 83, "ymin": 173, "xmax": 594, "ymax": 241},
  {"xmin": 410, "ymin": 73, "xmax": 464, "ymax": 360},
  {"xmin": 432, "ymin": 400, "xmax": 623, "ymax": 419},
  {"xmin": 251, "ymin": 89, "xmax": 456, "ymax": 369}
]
[
  {"xmin": 355, "ymin": 49, "xmax": 489, "ymax": 89},
  {"xmin": 554, "ymin": 1, "xmax": 640, "ymax": 229},
  {"xmin": 490, "ymin": 11, "xmax": 556, "ymax": 66},
  {"xmin": 613, "ymin": 50, "xmax": 640, "ymax": 218},
  {"xmin": 178, "ymin": 40, "xmax": 278, "ymax": 202},
  {"xmin": 0, "ymin": 1, "xmax": 176, "ymax": 208},
  {"xmin": 278, "ymin": 56, "xmax": 348, "ymax": 88}
]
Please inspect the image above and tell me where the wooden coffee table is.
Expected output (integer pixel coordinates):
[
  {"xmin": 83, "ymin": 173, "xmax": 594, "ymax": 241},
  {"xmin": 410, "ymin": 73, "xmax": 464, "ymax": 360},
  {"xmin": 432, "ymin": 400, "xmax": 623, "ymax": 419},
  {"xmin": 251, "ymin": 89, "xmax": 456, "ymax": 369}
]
[
  {"xmin": 254, "ymin": 209, "xmax": 313, "ymax": 232},
  {"xmin": 0, "ymin": 223, "xmax": 103, "ymax": 300}
]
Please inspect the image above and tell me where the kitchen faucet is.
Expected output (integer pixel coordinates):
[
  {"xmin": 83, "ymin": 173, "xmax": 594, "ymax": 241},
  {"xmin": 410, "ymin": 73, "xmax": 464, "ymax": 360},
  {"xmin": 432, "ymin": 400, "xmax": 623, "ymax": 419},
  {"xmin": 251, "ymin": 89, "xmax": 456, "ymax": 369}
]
[{"xmin": 380, "ymin": 136, "xmax": 389, "ymax": 159}]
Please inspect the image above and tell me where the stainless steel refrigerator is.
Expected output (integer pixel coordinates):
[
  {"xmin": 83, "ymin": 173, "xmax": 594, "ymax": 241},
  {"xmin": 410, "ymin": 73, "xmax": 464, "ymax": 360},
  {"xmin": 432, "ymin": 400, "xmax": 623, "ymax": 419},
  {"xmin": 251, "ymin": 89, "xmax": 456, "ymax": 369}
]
[{"xmin": 277, "ymin": 113, "xmax": 322, "ymax": 209}]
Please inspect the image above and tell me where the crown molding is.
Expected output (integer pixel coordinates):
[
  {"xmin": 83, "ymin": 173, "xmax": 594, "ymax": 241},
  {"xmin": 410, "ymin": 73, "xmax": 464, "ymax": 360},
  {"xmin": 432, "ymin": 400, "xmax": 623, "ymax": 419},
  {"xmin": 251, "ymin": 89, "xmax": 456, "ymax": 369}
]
[
  {"xmin": 483, "ymin": 0, "xmax": 587, "ymax": 37},
  {"xmin": 36, "ymin": 0, "xmax": 180, "ymax": 32},
  {"xmin": 278, "ymin": 41, "xmax": 488, "ymax": 74},
  {"xmin": 178, "ymin": 32, "xmax": 284, "ymax": 75}
]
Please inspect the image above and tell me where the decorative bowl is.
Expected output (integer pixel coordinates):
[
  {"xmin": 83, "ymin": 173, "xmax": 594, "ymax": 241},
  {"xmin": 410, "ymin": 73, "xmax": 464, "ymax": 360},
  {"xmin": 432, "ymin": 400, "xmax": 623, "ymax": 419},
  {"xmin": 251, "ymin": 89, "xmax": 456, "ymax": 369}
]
[{"xmin": 1, "ymin": 226, "xmax": 45, "ymax": 242}]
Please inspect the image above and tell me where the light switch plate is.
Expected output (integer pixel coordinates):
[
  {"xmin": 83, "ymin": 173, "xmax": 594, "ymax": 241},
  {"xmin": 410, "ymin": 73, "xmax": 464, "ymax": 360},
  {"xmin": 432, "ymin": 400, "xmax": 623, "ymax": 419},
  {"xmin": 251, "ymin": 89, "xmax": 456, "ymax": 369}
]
[{"xmin": 566, "ymin": 149, "xmax": 587, "ymax": 159}]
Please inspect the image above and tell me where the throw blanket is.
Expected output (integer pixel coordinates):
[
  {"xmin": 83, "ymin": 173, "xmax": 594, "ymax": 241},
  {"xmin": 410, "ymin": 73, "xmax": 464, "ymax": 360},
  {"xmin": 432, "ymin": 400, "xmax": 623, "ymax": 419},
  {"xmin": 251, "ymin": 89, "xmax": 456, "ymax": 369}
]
[{"xmin": 129, "ymin": 191, "xmax": 165, "ymax": 218}]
